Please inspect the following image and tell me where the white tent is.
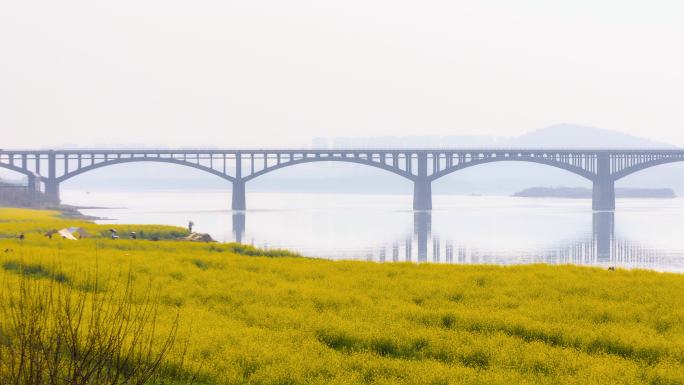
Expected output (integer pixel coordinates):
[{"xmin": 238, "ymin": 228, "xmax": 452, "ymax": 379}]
[{"xmin": 57, "ymin": 228, "xmax": 78, "ymax": 240}]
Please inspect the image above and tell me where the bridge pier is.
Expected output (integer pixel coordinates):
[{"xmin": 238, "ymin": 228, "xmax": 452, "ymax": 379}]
[
  {"xmin": 44, "ymin": 150, "xmax": 60, "ymax": 204},
  {"xmin": 592, "ymin": 154, "xmax": 615, "ymax": 211},
  {"xmin": 592, "ymin": 179, "xmax": 615, "ymax": 211},
  {"xmin": 27, "ymin": 174, "xmax": 39, "ymax": 204},
  {"xmin": 413, "ymin": 178, "xmax": 432, "ymax": 210},
  {"xmin": 27, "ymin": 174, "xmax": 37, "ymax": 192},
  {"xmin": 232, "ymin": 179, "xmax": 246, "ymax": 211},
  {"xmin": 45, "ymin": 179, "xmax": 60, "ymax": 204},
  {"xmin": 413, "ymin": 153, "xmax": 432, "ymax": 210}
]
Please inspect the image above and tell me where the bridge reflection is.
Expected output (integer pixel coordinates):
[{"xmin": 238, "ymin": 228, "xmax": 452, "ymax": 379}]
[
  {"xmin": 232, "ymin": 210, "xmax": 667, "ymax": 269},
  {"xmin": 593, "ymin": 211, "xmax": 614, "ymax": 261},
  {"xmin": 232, "ymin": 212, "xmax": 246, "ymax": 244}
]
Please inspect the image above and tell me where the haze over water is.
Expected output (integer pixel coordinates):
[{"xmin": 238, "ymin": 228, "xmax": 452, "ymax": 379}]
[{"xmin": 62, "ymin": 189, "xmax": 684, "ymax": 273}]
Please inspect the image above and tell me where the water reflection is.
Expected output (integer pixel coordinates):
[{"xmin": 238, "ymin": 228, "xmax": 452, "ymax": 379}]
[
  {"xmin": 414, "ymin": 211, "xmax": 431, "ymax": 262},
  {"xmin": 594, "ymin": 212, "xmax": 614, "ymax": 261},
  {"xmin": 233, "ymin": 208, "xmax": 671, "ymax": 271},
  {"xmin": 232, "ymin": 212, "xmax": 245, "ymax": 244},
  {"xmin": 63, "ymin": 191, "xmax": 684, "ymax": 272}
]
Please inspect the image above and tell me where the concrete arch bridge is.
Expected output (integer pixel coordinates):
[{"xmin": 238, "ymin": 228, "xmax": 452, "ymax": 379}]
[{"xmin": 1, "ymin": 149, "xmax": 682, "ymax": 211}]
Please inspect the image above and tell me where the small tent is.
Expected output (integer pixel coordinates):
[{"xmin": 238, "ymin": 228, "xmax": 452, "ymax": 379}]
[
  {"xmin": 50, "ymin": 227, "xmax": 89, "ymax": 240},
  {"xmin": 67, "ymin": 227, "xmax": 89, "ymax": 238},
  {"xmin": 57, "ymin": 228, "xmax": 78, "ymax": 240},
  {"xmin": 184, "ymin": 232, "xmax": 215, "ymax": 242}
]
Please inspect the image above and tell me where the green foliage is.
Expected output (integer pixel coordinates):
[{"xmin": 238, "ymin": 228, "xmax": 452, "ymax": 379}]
[
  {"xmin": 2, "ymin": 208, "xmax": 684, "ymax": 384},
  {"xmin": 216, "ymin": 243, "xmax": 301, "ymax": 258}
]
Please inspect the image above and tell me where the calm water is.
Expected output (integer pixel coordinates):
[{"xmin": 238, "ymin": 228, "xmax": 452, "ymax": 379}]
[{"xmin": 61, "ymin": 190, "xmax": 684, "ymax": 273}]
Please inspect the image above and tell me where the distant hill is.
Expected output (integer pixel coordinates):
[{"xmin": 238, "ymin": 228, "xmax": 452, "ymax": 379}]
[
  {"xmin": 502, "ymin": 124, "xmax": 675, "ymax": 149},
  {"xmin": 324, "ymin": 135, "xmax": 497, "ymax": 149},
  {"xmin": 320, "ymin": 124, "xmax": 676, "ymax": 149}
]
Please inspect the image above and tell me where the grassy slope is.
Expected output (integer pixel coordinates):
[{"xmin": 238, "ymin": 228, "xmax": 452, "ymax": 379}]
[{"xmin": 1, "ymin": 208, "xmax": 684, "ymax": 384}]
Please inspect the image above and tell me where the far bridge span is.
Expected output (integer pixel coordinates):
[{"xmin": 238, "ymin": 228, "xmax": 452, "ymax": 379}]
[{"xmin": 2, "ymin": 148, "xmax": 682, "ymax": 211}]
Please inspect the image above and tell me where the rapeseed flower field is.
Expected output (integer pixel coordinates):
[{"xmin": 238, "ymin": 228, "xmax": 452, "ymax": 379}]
[{"xmin": 1, "ymin": 208, "xmax": 684, "ymax": 384}]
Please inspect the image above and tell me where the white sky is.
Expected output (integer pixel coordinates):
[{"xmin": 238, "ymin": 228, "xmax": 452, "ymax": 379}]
[{"xmin": 1, "ymin": 0, "xmax": 683, "ymax": 148}]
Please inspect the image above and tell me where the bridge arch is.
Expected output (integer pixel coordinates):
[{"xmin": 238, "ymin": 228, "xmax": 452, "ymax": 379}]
[
  {"xmin": 428, "ymin": 157, "xmax": 597, "ymax": 182},
  {"xmin": 55, "ymin": 158, "xmax": 236, "ymax": 183},
  {"xmin": 241, "ymin": 157, "xmax": 415, "ymax": 182},
  {"xmin": 0, "ymin": 163, "xmax": 35, "ymax": 179},
  {"xmin": 611, "ymin": 158, "xmax": 684, "ymax": 181}
]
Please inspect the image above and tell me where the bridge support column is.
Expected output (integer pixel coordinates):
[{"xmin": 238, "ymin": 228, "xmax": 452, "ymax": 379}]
[
  {"xmin": 27, "ymin": 174, "xmax": 38, "ymax": 204},
  {"xmin": 413, "ymin": 178, "xmax": 432, "ymax": 210},
  {"xmin": 413, "ymin": 153, "xmax": 432, "ymax": 210},
  {"xmin": 592, "ymin": 154, "xmax": 615, "ymax": 211},
  {"xmin": 45, "ymin": 179, "xmax": 60, "ymax": 204},
  {"xmin": 592, "ymin": 179, "xmax": 615, "ymax": 211},
  {"xmin": 27, "ymin": 174, "xmax": 37, "ymax": 192},
  {"xmin": 232, "ymin": 179, "xmax": 246, "ymax": 211},
  {"xmin": 44, "ymin": 150, "xmax": 60, "ymax": 204}
]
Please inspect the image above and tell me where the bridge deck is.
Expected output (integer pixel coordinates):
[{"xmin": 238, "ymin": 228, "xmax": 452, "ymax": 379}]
[{"xmin": 2, "ymin": 148, "xmax": 683, "ymax": 211}]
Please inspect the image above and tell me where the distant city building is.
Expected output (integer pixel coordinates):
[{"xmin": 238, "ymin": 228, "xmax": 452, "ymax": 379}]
[{"xmin": 311, "ymin": 138, "xmax": 330, "ymax": 149}]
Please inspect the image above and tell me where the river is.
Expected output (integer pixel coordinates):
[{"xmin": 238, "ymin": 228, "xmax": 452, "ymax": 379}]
[{"xmin": 61, "ymin": 190, "xmax": 684, "ymax": 273}]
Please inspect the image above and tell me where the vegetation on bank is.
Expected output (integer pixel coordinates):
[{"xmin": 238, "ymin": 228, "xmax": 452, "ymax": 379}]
[
  {"xmin": 513, "ymin": 186, "xmax": 677, "ymax": 199},
  {"xmin": 1, "ymin": 208, "xmax": 684, "ymax": 384}
]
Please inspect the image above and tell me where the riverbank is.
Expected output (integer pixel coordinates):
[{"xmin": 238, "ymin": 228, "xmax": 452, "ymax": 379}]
[
  {"xmin": 513, "ymin": 186, "xmax": 677, "ymax": 198},
  {"xmin": 0, "ymin": 178, "xmax": 110, "ymax": 220},
  {"xmin": 1, "ymin": 208, "xmax": 684, "ymax": 384}
]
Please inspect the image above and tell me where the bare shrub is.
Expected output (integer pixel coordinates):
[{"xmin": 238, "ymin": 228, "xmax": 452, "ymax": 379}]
[{"xmin": 0, "ymin": 269, "xmax": 195, "ymax": 385}]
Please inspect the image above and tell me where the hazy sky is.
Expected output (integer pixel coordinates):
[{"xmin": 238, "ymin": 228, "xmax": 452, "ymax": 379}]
[{"xmin": 1, "ymin": 0, "xmax": 683, "ymax": 148}]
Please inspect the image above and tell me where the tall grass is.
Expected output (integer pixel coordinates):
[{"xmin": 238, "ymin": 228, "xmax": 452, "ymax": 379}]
[{"xmin": 1, "ymin": 208, "xmax": 684, "ymax": 384}]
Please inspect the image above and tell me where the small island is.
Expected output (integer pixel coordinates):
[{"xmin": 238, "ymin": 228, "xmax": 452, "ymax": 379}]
[{"xmin": 513, "ymin": 186, "xmax": 677, "ymax": 199}]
